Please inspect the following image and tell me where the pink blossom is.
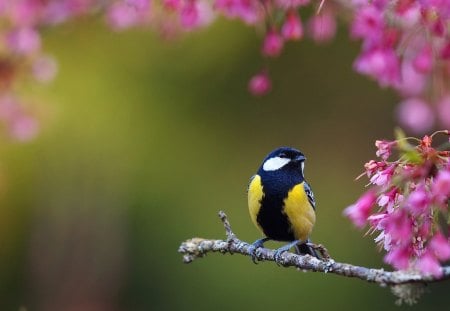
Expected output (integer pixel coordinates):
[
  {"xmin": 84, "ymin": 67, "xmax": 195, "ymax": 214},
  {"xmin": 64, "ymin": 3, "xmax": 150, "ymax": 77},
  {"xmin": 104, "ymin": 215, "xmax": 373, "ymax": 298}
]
[
  {"xmin": 370, "ymin": 164, "xmax": 395, "ymax": 186},
  {"xmin": 275, "ymin": 0, "xmax": 309, "ymax": 9},
  {"xmin": 164, "ymin": 0, "xmax": 182, "ymax": 10},
  {"xmin": 375, "ymin": 140, "xmax": 394, "ymax": 160},
  {"xmin": 376, "ymin": 187, "xmax": 397, "ymax": 211},
  {"xmin": 437, "ymin": 96, "xmax": 450, "ymax": 128},
  {"xmin": 107, "ymin": 2, "xmax": 139, "ymax": 30},
  {"xmin": 413, "ymin": 46, "xmax": 433, "ymax": 74},
  {"xmin": 281, "ymin": 11, "xmax": 303, "ymax": 41},
  {"xmin": 343, "ymin": 190, "xmax": 377, "ymax": 228},
  {"xmin": 248, "ymin": 71, "xmax": 271, "ymax": 96},
  {"xmin": 432, "ymin": 169, "xmax": 450, "ymax": 205},
  {"xmin": 407, "ymin": 184, "xmax": 430, "ymax": 215},
  {"xmin": 354, "ymin": 48, "xmax": 400, "ymax": 87},
  {"xmin": 396, "ymin": 98, "xmax": 435, "ymax": 134},
  {"xmin": 261, "ymin": 29, "xmax": 284, "ymax": 57},
  {"xmin": 396, "ymin": 60, "xmax": 427, "ymax": 97},
  {"xmin": 429, "ymin": 232, "xmax": 450, "ymax": 261},
  {"xmin": 417, "ymin": 250, "xmax": 442, "ymax": 277},
  {"xmin": 384, "ymin": 245, "xmax": 411, "ymax": 270},
  {"xmin": 6, "ymin": 27, "xmax": 41, "ymax": 55},
  {"xmin": 383, "ymin": 209, "xmax": 412, "ymax": 241},
  {"xmin": 307, "ymin": 11, "xmax": 337, "ymax": 43},
  {"xmin": 181, "ymin": 2, "xmax": 200, "ymax": 29},
  {"xmin": 10, "ymin": 115, "xmax": 39, "ymax": 142},
  {"xmin": 214, "ymin": 0, "xmax": 262, "ymax": 25},
  {"xmin": 351, "ymin": 6, "xmax": 384, "ymax": 41},
  {"xmin": 32, "ymin": 56, "xmax": 58, "ymax": 83}
]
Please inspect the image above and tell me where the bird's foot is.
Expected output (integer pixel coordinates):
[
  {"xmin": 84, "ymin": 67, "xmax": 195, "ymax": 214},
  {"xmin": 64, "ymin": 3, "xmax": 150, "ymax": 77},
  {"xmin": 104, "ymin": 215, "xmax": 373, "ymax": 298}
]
[
  {"xmin": 248, "ymin": 237, "xmax": 270, "ymax": 264},
  {"xmin": 274, "ymin": 240, "xmax": 302, "ymax": 264}
]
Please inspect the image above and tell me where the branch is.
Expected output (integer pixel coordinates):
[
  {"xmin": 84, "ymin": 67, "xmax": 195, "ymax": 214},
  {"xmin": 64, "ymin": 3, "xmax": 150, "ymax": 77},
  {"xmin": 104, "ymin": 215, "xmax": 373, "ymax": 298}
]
[{"xmin": 178, "ymin": 211, "xmax": 450, "ymax": 288}]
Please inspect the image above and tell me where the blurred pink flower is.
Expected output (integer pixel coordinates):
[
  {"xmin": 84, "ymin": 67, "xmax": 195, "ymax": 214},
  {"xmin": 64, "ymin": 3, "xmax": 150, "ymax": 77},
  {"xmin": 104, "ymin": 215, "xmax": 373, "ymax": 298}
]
[
  {"xmin": 384, "ymin": 245, "xmax": 411, "ymax": 270},
  {"xmin": 417, "ymin": 250, "xmax": 442, "ymax": 277},
  {"xmin": 437, "ymin": 96, "xmax": 450, "ymax": 128},
  {"xmin": 406, "ymin": 184, "xmax": 430, "ymax": 215},
  {"xmin": 107, "ymin": 2, "xmax": 139, "ymax": 30},
  {"xmin": 413, "ymin": 46, "xmax": 433, "ymax": 74},
  {"xmin": 370, "ymin": 164, "xmax": 395, "ymax": 186},
  {"xmin": 32, "ymin": 56, "xmax": 58, "ymax": 83},
  {"xmin": 275, "ymin": 0, "xmax": 309, "ymax": 10},
  {"xmin": 396, "ymin": 98, "xmax": 435, "ymax": 134},
  {"xmin": 248, "ymin": 71, "xmax": 271, "ymax": 96},
  {"xmin": 375, "ymin": 140, "xmax": 395, "ymax": 160},
  {"xmin": 396, "ymin": 60, "xmax": 427, "ymax": 97},
  {"xmin": 261, "ymin": 29, "xmax": 284, "ymax": 57},
  {"xmin": 6, "ymin": 27, "xmax": 41, "ymax": 55},
  {"xmin": 351, "ymin": 6, "xmax": 384, "ymax": 41},
  {"xmin": 281, "ymin": 11, "xmax": 303, "ymax": 41},
  {"xmin": 354, "ymin": 48, "xmax": 400, "ymax": 87},
  {"xmin": 307, "ymin": 11, "xmax": 336, "ymax": 43},
  {"xmin": 343, "ymin": 190, "xmax": 377, "ymax": 228},
  {"xmin": 10, "ymin": 115, "xmax": 39, "ymax": 142}
]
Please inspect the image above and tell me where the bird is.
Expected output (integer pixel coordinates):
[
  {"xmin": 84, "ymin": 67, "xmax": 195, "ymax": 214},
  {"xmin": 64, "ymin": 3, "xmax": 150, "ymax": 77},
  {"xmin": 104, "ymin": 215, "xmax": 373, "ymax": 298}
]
[{"xmin": 247, "ymin": 147, "xmax": 317, "ymax": 262}]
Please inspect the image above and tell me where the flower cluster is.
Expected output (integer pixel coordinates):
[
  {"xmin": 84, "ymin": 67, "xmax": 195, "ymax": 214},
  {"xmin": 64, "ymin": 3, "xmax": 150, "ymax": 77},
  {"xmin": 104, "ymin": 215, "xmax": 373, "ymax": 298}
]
[
  {"xmin": 350, "ymin": 0, "xmax": 450, "ymax": 133},
  {"xmin": 0, "ymin": 1, "xmax": 448, "ymax": 140},
  {"xmin": 344, "ymin": 130, "xmax": 450, "ymax": 277}
]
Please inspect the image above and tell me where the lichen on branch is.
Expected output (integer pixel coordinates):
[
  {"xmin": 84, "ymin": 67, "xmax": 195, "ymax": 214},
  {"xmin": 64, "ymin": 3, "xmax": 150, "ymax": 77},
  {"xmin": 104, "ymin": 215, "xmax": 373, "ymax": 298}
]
[{"xmin": 179, "ymin": 211, "xmax": 450, "ymax": 303}]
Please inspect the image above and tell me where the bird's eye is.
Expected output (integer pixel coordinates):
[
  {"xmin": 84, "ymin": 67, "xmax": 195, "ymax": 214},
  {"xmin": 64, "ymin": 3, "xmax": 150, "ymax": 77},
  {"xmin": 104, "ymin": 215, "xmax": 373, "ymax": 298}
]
[{"xmin": 279, "ymin": 153, "xmax": 287, "ymax": 158}]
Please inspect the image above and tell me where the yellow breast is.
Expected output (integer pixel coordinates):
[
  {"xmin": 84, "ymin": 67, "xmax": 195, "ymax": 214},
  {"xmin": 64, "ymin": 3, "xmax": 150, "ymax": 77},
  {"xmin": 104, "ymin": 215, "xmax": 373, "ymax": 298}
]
[
  {"xmin": 283, "ymin": 183, "xmax": 316, "ymax": 241},
  {"xmin": 247, "ymin": 175, "xmax": 264, "ymax": 233}
]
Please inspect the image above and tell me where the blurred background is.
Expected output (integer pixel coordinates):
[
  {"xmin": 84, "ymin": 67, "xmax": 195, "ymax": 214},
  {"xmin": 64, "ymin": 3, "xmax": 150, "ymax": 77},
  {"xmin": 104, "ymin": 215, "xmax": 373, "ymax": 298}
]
[{"xmin": 0, "ymin": 17, "xmax": 448, "ymax": 311}]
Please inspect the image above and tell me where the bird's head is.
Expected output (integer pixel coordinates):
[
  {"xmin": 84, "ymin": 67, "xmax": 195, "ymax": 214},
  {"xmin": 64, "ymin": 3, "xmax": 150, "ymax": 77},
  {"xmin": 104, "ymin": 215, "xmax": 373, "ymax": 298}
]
[{"xmin": 259, "ymin": 147, "xmax": 306, "ymax": 175}]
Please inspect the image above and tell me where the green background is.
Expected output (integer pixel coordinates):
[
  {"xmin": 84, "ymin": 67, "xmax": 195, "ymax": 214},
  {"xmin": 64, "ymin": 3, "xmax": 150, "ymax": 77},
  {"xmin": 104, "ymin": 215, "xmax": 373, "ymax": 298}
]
[{"xmin": 0, "ymin": 17, "xmax": 447, "ymax": 310}]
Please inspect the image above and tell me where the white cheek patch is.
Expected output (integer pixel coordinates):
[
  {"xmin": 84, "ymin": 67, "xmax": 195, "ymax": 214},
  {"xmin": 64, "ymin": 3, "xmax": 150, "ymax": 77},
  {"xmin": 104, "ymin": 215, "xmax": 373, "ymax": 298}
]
[
  {"xmin": 301, "ymin": 162, "xmax": 305, "ymax": 175},
  {"xmin": 262, "ymin": 157, "xmax": 291, "ymax": 171}
]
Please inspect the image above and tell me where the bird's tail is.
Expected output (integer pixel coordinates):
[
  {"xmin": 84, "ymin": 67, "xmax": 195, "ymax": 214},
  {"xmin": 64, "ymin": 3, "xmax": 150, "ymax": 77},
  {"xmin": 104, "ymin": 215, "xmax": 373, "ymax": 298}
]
[{"xmin": 294, "ymin": 240, "xmax": 319, "ymax": 258}]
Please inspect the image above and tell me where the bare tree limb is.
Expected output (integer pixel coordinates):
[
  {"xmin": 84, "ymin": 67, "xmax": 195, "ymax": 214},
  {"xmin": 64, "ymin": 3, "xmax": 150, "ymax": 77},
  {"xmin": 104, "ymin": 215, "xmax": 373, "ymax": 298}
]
[{"xmin": 178, "ymin": 211, "xmax": 450, "ymax": 287}]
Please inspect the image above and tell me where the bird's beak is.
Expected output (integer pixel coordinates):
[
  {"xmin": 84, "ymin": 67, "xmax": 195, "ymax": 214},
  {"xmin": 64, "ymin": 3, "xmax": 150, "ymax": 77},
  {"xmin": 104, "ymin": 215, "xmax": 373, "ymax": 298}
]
[{"xmin": 293, "ymin": 155, "xmax": 306, "ymax": 162}]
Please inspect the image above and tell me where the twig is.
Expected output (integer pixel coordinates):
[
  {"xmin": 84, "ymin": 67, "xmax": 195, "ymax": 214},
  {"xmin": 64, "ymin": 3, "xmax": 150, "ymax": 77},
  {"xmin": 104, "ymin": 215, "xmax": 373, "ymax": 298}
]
[{"xmin": 178, "ymin": 211, "xmax": 450, "ymax": 287}]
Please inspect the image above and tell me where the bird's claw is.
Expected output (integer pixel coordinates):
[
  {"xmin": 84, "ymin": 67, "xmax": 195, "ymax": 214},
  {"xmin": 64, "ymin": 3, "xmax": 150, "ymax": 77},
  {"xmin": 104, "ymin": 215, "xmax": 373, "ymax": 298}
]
[{"xmin": 248, "ymin": 237, "xmax": 270, "ymax": 264}]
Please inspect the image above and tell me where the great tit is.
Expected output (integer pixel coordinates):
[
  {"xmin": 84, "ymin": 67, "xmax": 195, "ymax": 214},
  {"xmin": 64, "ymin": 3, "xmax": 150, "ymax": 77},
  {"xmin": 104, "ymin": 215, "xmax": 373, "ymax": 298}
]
[{"xmin": 247, "ymin": 147, "xmax": 317, "ymax": 261}]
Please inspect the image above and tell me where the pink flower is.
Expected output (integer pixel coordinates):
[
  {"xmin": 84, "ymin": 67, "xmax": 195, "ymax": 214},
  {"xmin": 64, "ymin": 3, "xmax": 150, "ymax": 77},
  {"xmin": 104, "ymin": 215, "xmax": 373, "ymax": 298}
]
[
  {"xmin": 32, "ymin": 55, "xmax": 58, "ymax": 83},
  {"xmin": 413, "ymin": 46, "xmax": 433, "ymax": 74},
  {"xmin": 351, "ymin": 6, "xmax": 384, "ymax": 41},
  {"xmin": 429, "ymin": 232, "xmax": 450, "ymax": 261},
  {"xmin": 275, "ymin": 0, "xmax": 309, "ymax": 9},
  {"xmin": 6, "ymin": 27, "xmax": 41, "ymax": 55},
  {"xmin": 248, "ymin": 71, "xmax": 271, "ymax": 96},
  {"xmin": 432, "ymin": 169, "xmax": 450, "ymax": 206},
  {"xmin": 261, "ymin": 29, "xmax": 284, "ymax": 57},
  {"xmin": 396, "ymin": 98, "xmax": 435, "ymax": 134},
  {"xmin": 437, "ymin": 96, "xmax": 450, "ymax": 128},
  {"xmin": 307, "ymin": 11, "xmax": 337, "ymax": 43},
  {"xmin": 396, "ymin": 60, "xmax": 427, "ymax": 97},
  {"xmin": 370, "ymin": 164, "xmax": 395, "ymax": 186},
  {"xmin": 383, "ymin": 208, "xmax": 412, "ymax": 241},
  {"xmin": 384, "ymin": 245, "xmax": 411, "ymax": 270},
  {"xmin": 354, "ymin": 48, "xmax": 400, "ymax": 87},
  {"xmin": 376, "ymin": 187, "xmax": 398, "ymax": 211},
  {"xmin": 10, "ymin": 115, "xmax": 39, "ymax": 142},
  {"xmin": 163, "ymin": 0, "xmax": 182, "ymax": 10},
  {"xmin": 407, "ymin": 184, "xmax": 430, "ymax": 215},
  {"xmin": 107, "ymin": 2, "xmax": 139, "ymax": 30},
  {"xmin": 417, "ymin": 250, "xmax": 442, "ymax": 277},
  {"xmin": 375, "ymin": 140, "xmax": 394, "ymax": 160},
  {"xmin": 281, "ymin": 11, "xmax": 303, "ymax": 41},
  {"xmin": 214, "ymin": 0, "xmax": 262, "ymax": 25},
  {"xmin": 343, "ymin": 190, "xmax": 377, "ymax": 228},
  {"xmin": 180, "ymin": 2, "xmax": 200, "ymax": 29}
]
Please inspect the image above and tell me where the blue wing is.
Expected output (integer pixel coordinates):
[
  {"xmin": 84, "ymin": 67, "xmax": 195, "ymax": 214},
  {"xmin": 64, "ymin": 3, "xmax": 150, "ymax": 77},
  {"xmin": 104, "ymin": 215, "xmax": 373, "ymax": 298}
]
[{"xmin": 303, "ymin": 181, "xmax": 316, "ymax": 210}]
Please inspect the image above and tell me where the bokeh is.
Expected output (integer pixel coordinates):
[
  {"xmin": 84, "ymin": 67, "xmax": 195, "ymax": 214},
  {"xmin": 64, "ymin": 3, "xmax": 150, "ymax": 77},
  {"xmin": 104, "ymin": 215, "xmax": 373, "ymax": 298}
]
[{"xmin": 0, "ymin": 18, "xmax": 448, "ymax": 311}]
